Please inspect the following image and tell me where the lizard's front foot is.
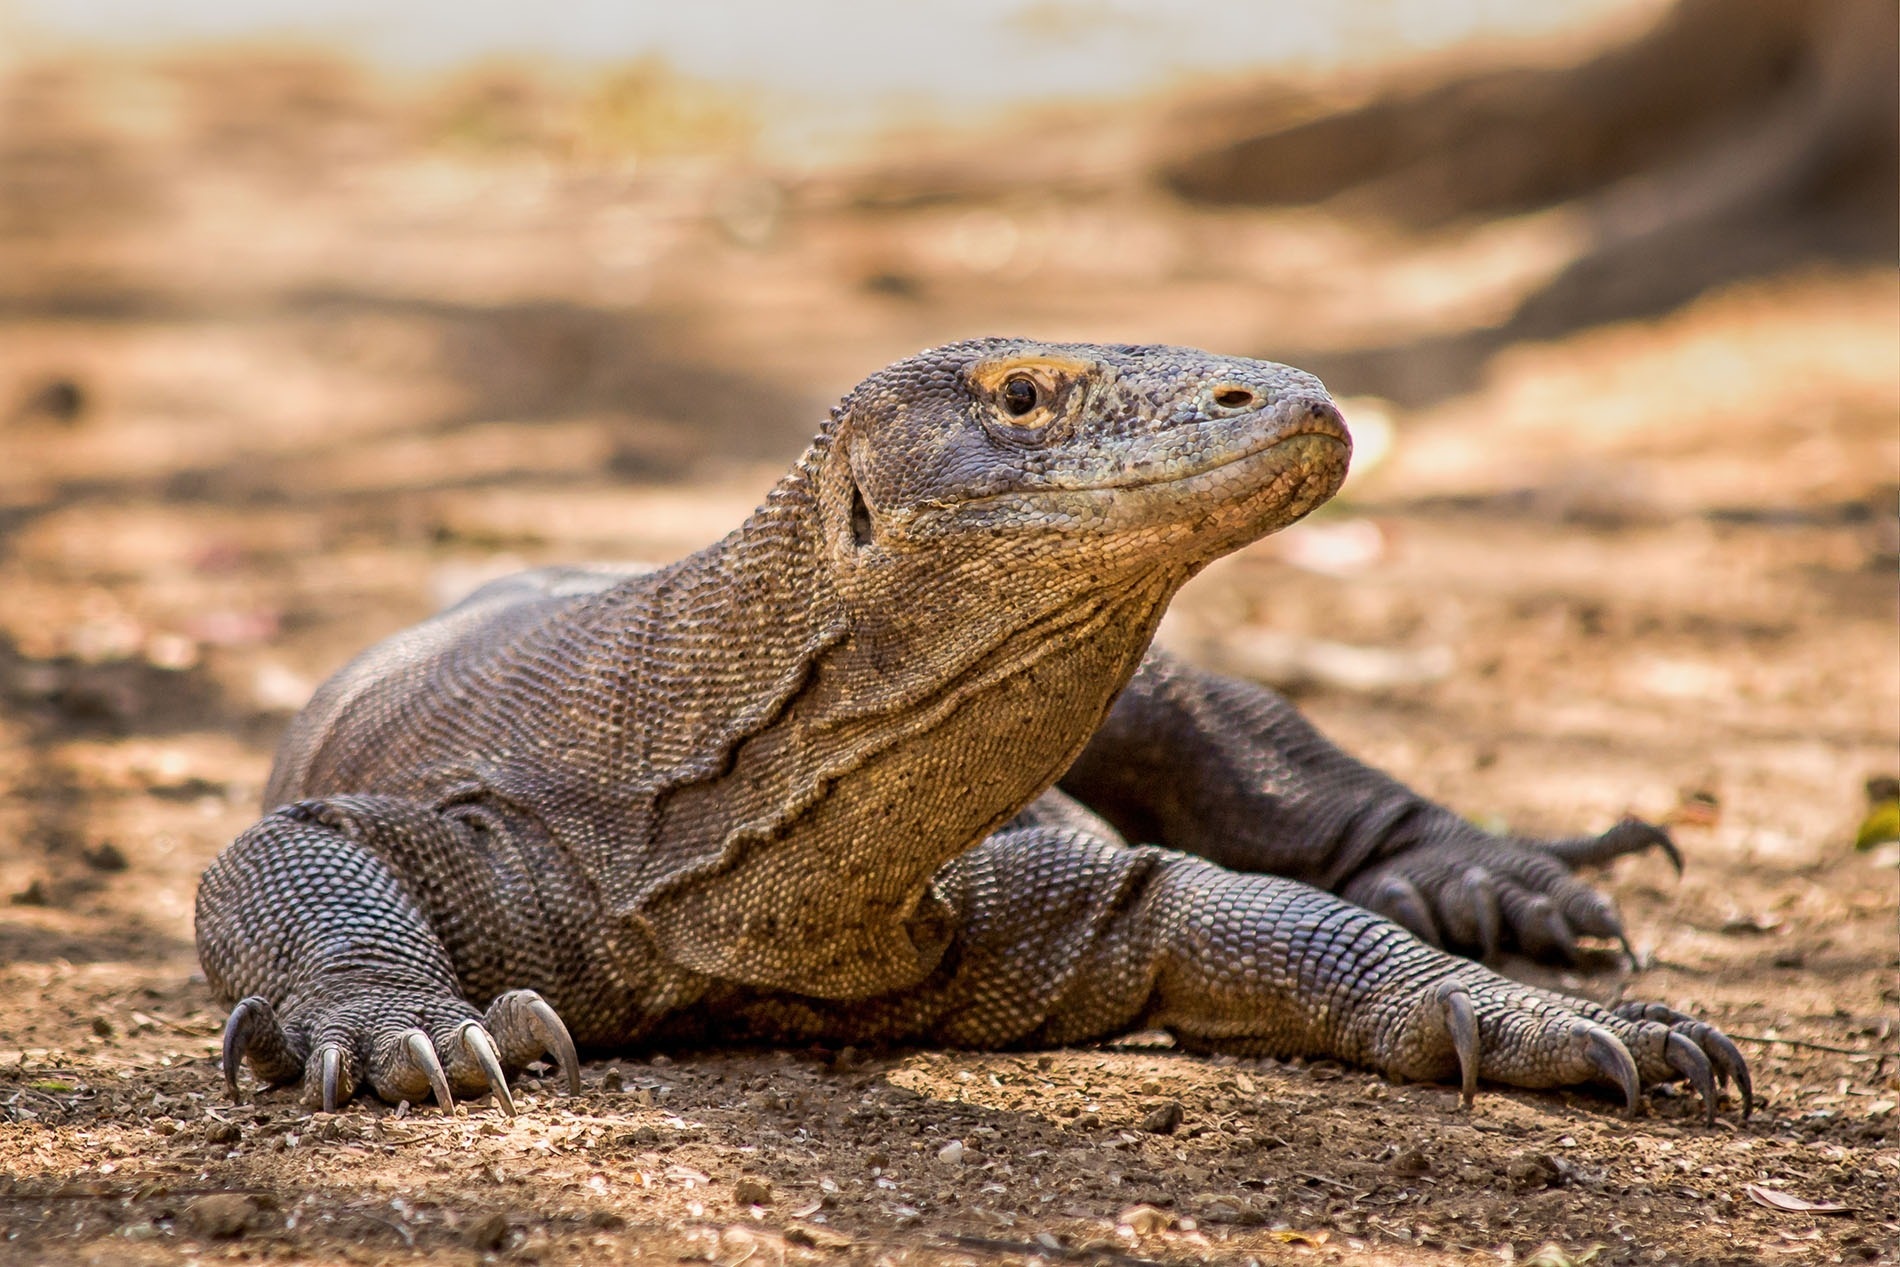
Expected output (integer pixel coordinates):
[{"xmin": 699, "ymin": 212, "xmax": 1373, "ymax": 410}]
[
  {"xmin": 1376, "ymin": 970, "xmax": 1752, "ymax": 1124},
  {"xmin": 1342, "ymin": 817, "xmax": 1679, "ymax": 962},
  {"xmin": 220, "ymin": 988, "xmax": 578, "ymax": 1115}
]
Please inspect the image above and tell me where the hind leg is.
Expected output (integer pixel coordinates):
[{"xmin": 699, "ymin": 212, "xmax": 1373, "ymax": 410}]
[
  {"xmin": 1062, "ymin": 647, "xmax": 1680, "ymax": 962},
  {"xmin": 726, "ymin": 825, "xmax": 1748, "ymax": 1121}
]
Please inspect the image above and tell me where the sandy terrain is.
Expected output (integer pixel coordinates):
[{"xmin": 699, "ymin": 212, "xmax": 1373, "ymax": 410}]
[{"xmin": 1, "ymin": 47, "xmax": 1896, "ymax": 1266}]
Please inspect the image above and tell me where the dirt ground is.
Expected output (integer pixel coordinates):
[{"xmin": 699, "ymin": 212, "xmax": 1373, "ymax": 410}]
[{"xmin": 1, "ymin": 47, "xmax": 1898, "ymax": 1267}]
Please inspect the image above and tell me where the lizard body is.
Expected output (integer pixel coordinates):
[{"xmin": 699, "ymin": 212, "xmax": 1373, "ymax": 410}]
[{"xmin": 198, "ymin": 339, "xmax": 1747, "ymax": 1121}]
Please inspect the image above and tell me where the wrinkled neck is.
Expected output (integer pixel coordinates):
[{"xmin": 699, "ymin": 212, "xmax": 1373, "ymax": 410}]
[{"xmin": 586, "ymin": 440, "xmax": 849, "ymax": 776}]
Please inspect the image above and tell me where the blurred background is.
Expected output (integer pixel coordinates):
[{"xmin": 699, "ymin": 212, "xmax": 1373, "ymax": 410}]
[
  {"xmin": 2, "ymin": 0, "xmax": 1895, "ymax": 923},
  {"xmin": 0, "ymin": 2, "xmax": 1896, "ymax": 1258}
]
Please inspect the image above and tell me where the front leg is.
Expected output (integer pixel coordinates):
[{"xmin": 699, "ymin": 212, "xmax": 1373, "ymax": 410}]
[
  {"xmin": 1060, "ymin": 646, "xmax": 1680, "ymax": 961},
  {"xmin": 196, "ymin": 795, "xmax": 583, "ymax": 1112}
]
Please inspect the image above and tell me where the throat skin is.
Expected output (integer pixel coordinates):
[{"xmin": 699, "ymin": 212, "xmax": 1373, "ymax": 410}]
[{"xmin": 619, "ymin": 449, "xmax": 1199, "ymax": 999}]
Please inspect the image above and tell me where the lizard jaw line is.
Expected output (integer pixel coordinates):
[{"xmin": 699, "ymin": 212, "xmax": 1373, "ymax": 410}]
[{"xmin": 940, "ymin": 416, "xmax": 1350, "ymax": 511}]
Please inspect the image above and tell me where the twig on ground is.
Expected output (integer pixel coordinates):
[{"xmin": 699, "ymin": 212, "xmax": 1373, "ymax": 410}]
[{"xmin": 1727, "ymin": 1035, "xmax": 1890, "ymax": 1057}]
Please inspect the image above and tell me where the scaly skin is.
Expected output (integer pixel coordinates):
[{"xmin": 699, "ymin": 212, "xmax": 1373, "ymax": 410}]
[{"xmin": 196, "ymin": 339, "xmax": 1748, "ymax": 1122}]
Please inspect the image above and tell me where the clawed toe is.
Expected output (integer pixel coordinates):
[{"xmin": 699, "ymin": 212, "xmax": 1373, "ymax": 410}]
[
  {"xmin": 316, "ymin": 1042, "xmax": 350, "ymax": 1112},
  {"xmin": 1664, "ymin": 1031, "xmax": 1718, "ymax": 1124},
  {"xmin": 396, "ymin": 1028, "xmax": 456, "ymax": 1112},
  {"xmin": 1396, "ymin": 977, "xmax": 1751, "ymax": 1124},
  {"xmin": 1352, "ymin": 827, "xmax": 1662, "ymax": 965},
  {"xmin": 1366, "ymin": 875, "xmax": 1444, "ymax": 947},
  {"xmin": 1696, "ymin": 1026, "xmax": 1753, "ymax": 1118},
  {"xmin": 459, "ymin": 1023, "xmax": 516, "ymax": 1116},
  {"xmin": 1578, "ymin": 1023, "xmax": 1641, "ymax": 1114},
  {"xmin": 1612, "ymin": 1003, "xmax": 1753, "ymax": 1118},
  {"xmin": 1449, "ymin": 866, "xmax": 1503, "ymax": 961},
  {"xmin": 486, "ymin": 990, "xmax": 581, "ymax": 1095},
  {"xmin": 1511, "ymin": 893, "xmax": 1579, "ymax": 963},
  {"xmin": 1431, "ymin": 980, "xmax": 1480, "ymax": 1107},
  {"xmin": 221, "ymin": 996, "xmax": 303, "ymax": 1101},
  {"xmin": 1544, "ymin": 816, "xmax": 1683, "ymax": 875}
]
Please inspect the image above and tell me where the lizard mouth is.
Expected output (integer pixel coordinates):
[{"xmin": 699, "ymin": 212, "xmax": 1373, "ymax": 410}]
[
  {"xmin": 940, "ymin": 398, "xmax": 1350, "ymax": 511},
  {"xmin": 1071, "ymin": 406, "xmax": 1350, "ymax": 498}
]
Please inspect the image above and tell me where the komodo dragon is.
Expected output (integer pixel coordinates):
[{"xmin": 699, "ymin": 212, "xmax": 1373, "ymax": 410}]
[{"xmin": 198, "ymin": 338, "xmax": 1750, "ymax": 1123}]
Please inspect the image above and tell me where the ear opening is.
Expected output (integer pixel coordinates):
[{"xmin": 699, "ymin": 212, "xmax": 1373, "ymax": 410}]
[{"xmin": 849, "ymin": 476, "xmax": 875, "ymax": 548}]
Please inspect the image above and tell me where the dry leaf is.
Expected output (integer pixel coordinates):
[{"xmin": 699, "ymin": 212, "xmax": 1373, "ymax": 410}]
[{"xmin": 1743, "ymin": 1184, "xmax": 1854, "ymax": 1215}]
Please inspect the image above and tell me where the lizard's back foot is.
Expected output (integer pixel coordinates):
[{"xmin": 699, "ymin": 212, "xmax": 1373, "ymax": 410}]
[
  {"xmin": 1342, "ymin": 817, "xmax": 1683, "ymax": 964},
  {"xmin": 1378, "ymin": 966, "xmax": 1752, "ymax": 1124}
]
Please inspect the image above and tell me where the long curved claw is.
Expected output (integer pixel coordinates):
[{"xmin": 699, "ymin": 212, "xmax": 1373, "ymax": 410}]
[
  {"xmin": 1545, "ymin": 817, "xmax": 1683, "ymax": 875},
  {"xmin": 222, "ymin": 998, "xmax": 264, "ymax": 1101},
  {"xmin": 1581, "ymin": 1024, "xmax": 1642, "ymax": 1115},
  {"xmin": 1689, "ymin": 1024, "xmax": 1753, "ymax": 1119},
  {"xmin": 524, "ymin": 996, "xmax": 581, "ymax": 1095},
  {"xmin": 219, "ymin": 996, "xmax": 303, "ymax": 1102},
  {"xmin": 1559, "ymin": 889, "xmax": 1638, "ymax": 965},
  {"xmin": 460, "ymin": 1024, "xmax": 516, "ymax": 1117},
  {"xmin": 402, "ymin": 1029, "xmax": 455, "ymax": 1113},
  {"xmin": 1613, "ymin": 928, "xmax": 1639, "ymax": 969},
  {"xmin": 319, "ymin": 1043, "xmax": 344, "ymax": 1113},
  {"xmin": 1709, "ymin": 1035, "xmax": 1752, "ymax": 1120},
  {"xmin": 1664, "ymin": 1031, "xmax": 1718, "ymax": 1125},
  {"xmin": 486, "ymin": 990, "xmax": 583, "ymax": 1096},
  {"xmin": 1434, "ymin": 981, "xmax": 1480, "ymax": 1108}
]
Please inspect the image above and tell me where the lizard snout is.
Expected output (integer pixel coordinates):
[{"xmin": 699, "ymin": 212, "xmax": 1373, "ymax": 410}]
[{"xmin": 1267, "ymin": 395, "xmax": 1351, "ymax": 448}]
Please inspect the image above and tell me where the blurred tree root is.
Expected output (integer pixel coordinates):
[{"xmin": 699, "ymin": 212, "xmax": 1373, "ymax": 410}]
[{"xmin": 1162, "ymin": 0, "xmax": 1897, "ymax": 404}]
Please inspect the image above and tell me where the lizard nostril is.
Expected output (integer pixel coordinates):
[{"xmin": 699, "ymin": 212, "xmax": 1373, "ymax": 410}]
[{"xmin": 1212, "ymin": 387, "xmax": 1257, "ymax": 410}]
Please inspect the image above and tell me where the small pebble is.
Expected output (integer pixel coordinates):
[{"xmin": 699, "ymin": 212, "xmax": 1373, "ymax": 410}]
[
  {"xmin": 1196, "ymin": 1194, "xmax": 1245, "ymax": 1222},
  {"xmin": 937, "ymin": 1139, "xmax": 965, "ymax": 1165},
  {"xmin": 733, "ymin": 1178, "xmax": 773, "ymax": 1206},
  {"xmin": 1390, "ymin": 1146, "xmax": 1431, "ymax": 1176},
  {"xmin": 1505, "ymin": 1151, "xmax": 1562, "ymax": 1190},
  {"xmin": 183, "ymin": 1194, "xmax": 258, "ymax": 1239},
  {"xmin": 1141, "ymin": 1102, "xmax": 1184, "ymax": 1135}
]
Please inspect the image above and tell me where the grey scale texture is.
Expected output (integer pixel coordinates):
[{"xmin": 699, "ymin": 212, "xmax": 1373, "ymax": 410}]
[{"xmin": 196, "ymin": 338, "xmax": 1749, "ymax": 1122}]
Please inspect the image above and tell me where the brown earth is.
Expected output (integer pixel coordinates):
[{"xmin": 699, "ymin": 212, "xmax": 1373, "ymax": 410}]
[{"xmin": 1, "ymin": 35, "xmax": 1897, "ymax": 1267}]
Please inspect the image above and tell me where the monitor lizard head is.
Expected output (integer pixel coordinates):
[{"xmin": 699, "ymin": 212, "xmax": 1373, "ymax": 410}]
[{"xmin": 819, "ymin": 337, "xmax": 1351, "ymax": 588}]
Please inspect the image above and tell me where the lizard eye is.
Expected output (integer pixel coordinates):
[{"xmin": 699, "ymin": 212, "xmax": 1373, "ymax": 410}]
[{"xmin": 1001, "ymin": 376, "xmax": 1040, "ymax": 417}]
